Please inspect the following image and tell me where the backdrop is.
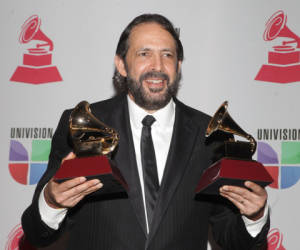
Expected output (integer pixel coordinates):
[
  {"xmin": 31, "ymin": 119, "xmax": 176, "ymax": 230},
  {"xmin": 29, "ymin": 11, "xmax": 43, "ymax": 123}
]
[{"xmin": 1, "ymin": 0, "xmax": 300, "ymax": 249}]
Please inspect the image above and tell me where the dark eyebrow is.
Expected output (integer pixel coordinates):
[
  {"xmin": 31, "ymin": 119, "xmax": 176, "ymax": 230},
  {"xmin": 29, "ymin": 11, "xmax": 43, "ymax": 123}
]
[
  {"xmin": 161, "ymin": 48, "xmax": 174, "ymax": 53},
  {"xmin": 137, "ymin": 48, "xmax": 175, "ymax": 53},
  {"xmin": 137, "ymin": 48, "xmax": 151, "ymax": 52}
]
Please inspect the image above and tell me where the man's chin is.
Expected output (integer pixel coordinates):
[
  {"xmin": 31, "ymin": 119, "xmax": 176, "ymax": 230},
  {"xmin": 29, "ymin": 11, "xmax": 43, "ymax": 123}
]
[
  {"xmin": 144, "ymin": 93, "xmax": 168, "ymax": 103},
  {"xmin": 144, "ymin": 93, "xmax": 172, "ymax": 108},
  {"xmin": 145, "ymin": 86, "xmax": 168, "ymax": 96},
  {"xmin": 131, "ymin": 90, "xmax": 172, "ymax": 110}
]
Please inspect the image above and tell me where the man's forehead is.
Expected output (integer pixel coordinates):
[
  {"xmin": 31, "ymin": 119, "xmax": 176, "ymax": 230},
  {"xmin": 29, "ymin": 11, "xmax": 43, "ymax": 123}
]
[
  {"xmin": 130, "ymin": 22, "xmax": 164, "ymax": 32},
  {"xmin": 128, "ymin": 22, "xmax": 176, "ymax": 49}
]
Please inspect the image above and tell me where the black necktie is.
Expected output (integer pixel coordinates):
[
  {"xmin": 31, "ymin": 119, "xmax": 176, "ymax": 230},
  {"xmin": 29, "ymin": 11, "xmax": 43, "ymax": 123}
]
[{"xmin": 141, "ymin": 115, "xmax": 159, "ymax": 228}]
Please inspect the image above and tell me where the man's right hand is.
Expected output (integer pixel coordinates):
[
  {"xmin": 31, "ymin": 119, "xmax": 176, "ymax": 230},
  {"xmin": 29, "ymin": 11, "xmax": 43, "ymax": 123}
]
[{"xmin": 44, "ymin": 152, "xmax": 103, "ymax": 209}]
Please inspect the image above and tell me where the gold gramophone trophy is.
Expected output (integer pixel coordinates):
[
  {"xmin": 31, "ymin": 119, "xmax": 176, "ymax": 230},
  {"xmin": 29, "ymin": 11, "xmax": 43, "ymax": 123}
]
[
  {"xmin": 54, "ymin": 101, "xmax": 127, "ymax": 194},
  {"xmin": 195, "ymin": 101, "xmax": 273, "ymax": 195}
]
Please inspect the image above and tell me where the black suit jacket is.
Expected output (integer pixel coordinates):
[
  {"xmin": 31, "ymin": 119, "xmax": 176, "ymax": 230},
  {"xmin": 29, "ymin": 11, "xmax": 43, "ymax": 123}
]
[{"xmin": 22, "ymin": 94, "xmax": 269, "ymax": 250}]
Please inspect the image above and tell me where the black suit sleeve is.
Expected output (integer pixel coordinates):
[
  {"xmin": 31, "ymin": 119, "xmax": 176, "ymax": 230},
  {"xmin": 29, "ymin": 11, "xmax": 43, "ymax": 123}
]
[
  {"xmin": 209, "ymin": 196, "xmax": 269, "ymax": 250},
  {"xmin": 21, "ymin": 110, "xmax": 73, "ymax": 247}
]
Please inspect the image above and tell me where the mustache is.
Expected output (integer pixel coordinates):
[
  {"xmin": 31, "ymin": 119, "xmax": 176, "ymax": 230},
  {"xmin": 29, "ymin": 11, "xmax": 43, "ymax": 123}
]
[{"xmin": 139, "ymin": 71, "xmax": 169, "ymax": 83}]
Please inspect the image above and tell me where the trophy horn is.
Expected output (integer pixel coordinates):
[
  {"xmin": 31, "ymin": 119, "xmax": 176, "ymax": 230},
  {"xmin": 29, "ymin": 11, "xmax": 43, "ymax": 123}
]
[
  {"xmin": 70, "ymin": 101, "xmax": 119, "ymax": 156},
  {"xmin": 206, "ymin": 101, "xmax": 256, "ymax": 154}
]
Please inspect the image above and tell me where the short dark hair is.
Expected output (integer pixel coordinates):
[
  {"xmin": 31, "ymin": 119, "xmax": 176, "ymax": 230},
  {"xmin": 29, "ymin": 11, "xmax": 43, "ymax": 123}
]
[{"xmin": 113, "ymin": 14, "xmax": 184, "ymax": 94}]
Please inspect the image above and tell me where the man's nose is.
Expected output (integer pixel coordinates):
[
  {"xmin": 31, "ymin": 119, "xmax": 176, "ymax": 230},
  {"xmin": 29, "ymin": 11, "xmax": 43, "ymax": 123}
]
[{"xmin": 150, "ymin": 54, "xmax": 163, "ymax": 72}]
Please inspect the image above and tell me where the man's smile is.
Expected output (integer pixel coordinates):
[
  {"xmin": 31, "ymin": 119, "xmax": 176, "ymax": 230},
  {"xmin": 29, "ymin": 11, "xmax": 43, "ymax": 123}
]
[{"xmin": 144, "ymin": 78, "xmax": 166, "ymax": 91}]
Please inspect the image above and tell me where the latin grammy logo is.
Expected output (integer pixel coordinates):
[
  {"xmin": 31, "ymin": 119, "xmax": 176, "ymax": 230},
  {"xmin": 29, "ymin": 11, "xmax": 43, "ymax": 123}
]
[
  {"xmin": 255, "ymin": 10, "xmax": 300, "ymax": 84},
  {"xmin": 267, "ymin": 228, "xmax": 286, "ymax": 250},
  {"xmin": 10, "ymin": 15, "xmax": 62, "ymax": 84}
]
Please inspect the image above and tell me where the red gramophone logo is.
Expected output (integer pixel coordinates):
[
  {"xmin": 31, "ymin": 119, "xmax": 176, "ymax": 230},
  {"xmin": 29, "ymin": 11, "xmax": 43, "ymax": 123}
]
[
  {"xmin": 10, "ymin": 15, "xmax": 62, "ymax": 84},
  {"xmin": 255, "ymin": 10, "xmax": 300, "ymax": 83},
  {"xmin": 267, "ymin": 228, "xmax": 286, "ymax": 250}
]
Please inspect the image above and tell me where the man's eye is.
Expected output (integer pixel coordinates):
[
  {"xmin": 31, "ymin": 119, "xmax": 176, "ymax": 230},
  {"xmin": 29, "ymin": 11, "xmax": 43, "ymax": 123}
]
[
  {"xmin": 163, "ymin": 53, "xmax": 173, "ymax": 58},
  {"xmin": 138, "ymin": 52, "xmax": 148, "ymax": 57}
]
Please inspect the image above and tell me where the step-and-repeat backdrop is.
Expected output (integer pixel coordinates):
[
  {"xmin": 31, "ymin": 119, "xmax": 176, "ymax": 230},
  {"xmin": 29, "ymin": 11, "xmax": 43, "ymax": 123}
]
[{"xmin": 1, "ymin": 0, "xmax": 300, "ymax": 249}]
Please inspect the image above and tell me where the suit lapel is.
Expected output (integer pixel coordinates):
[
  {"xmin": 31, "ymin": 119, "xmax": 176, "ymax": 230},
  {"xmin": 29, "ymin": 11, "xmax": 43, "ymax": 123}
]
[{"xmin": 146, "ymin": 99, "xmax": 201, "ymax": 244}]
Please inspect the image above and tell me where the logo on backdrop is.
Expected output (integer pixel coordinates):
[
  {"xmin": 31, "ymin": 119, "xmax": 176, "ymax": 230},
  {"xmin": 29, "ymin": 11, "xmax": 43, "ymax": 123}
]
[
  {"xmin": 255, "ymin": 10, "xmax": 300, "ymax": 83},
  {"xmin": 5, "ymin": 224, "xmax": 23, "ymax": 250},
  {"xmin": 5, "ymin": 224, "xmax": 35, "ymax": 250},
  {"xmin": 9, "ymin": 127, "xmax": 53, "ymax": 185},
  {"xmin": 267, "ymin": 228, "xmax": 286, "ymax": 250},
  {"xmin": 256, "ymin": 128, "xmax": 300, "ymax": 189},
  {"xmin": 10, "ymin": 15, "xmax": 62, "ymax": 84}
]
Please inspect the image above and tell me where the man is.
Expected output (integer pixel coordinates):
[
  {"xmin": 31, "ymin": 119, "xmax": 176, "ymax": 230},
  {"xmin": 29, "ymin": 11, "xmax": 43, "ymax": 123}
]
[{"xmin": 22, "ymin": 14, "xmax": 269, "ymax": 250}]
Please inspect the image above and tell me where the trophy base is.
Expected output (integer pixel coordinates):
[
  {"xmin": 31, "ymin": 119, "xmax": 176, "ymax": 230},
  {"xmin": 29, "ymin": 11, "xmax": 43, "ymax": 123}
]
[
  {"xmin": 53, "ymin": 155, "xmax": 128, "ymax": 195},
  {"xmin": 195, "ymin": 158, "xmax": 273, "ymax": 195}
]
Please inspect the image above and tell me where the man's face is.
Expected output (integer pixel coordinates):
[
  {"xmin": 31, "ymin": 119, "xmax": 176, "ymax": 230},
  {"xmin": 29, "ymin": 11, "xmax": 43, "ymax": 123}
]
[{"xmin": 116, "ymin": 22, "xmax": 182, "ymax": 111}]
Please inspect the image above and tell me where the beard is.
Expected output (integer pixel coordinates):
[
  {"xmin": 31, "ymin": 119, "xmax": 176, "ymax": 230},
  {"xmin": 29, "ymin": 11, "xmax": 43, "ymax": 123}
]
[{"xmin": 126, "ymin": 70, "xmax": 181, "ymax": 111}]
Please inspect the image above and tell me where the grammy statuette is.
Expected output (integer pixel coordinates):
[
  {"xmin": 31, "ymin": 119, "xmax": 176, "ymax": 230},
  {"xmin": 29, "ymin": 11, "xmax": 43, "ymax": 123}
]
[
  {"xmin": 54, "ymin": 101, "xmax": 128, "ymax": 195},
  {"xmin": 196, "ymin": 101, "xmax": 273, "ymax": 195}
]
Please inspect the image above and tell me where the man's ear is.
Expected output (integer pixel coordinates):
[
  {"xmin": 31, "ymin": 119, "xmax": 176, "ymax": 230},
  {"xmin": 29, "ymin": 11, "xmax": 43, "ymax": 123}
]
[
  {"xmin": 177, "ymin": 60, "xmax": 182, "ymax": 72},
  {"xmin": 114, "ymin": 56, "xmax": 127, "ymax": 77}
]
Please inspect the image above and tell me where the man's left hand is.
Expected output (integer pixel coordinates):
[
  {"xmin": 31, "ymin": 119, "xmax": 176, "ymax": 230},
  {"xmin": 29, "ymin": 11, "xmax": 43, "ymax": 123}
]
[{"xmin": 219, "ymin": 181, "xmax": 267, "ymax": 221}]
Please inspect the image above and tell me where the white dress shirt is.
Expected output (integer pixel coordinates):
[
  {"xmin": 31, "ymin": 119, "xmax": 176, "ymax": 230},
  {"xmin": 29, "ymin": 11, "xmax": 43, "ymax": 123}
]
[{"xmin": 39, "ymin": 95, "xmax": 268, "ymax": 237}]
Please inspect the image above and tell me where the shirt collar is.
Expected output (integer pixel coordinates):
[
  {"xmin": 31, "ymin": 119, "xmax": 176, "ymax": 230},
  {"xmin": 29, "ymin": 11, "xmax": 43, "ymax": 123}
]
[{"xmin": 127, "ymin": 95, "xmax": 175, "ymax": 129}]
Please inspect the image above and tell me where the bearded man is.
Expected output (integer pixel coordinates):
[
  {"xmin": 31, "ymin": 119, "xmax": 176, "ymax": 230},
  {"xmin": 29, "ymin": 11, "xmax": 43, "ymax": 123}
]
[{"xmin": 22, "ymin": 14, "xmax": 270, "ymax": 250}]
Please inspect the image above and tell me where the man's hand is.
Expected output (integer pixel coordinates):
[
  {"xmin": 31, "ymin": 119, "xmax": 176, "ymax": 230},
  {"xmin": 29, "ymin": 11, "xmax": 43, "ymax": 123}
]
[
  {"xmin": 219, "ymin": 181, "xmax": 267, "ymax": 221},
  {"xmin": 44, "ymin": 152, "xmax": 103, "ymax": 209}
]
